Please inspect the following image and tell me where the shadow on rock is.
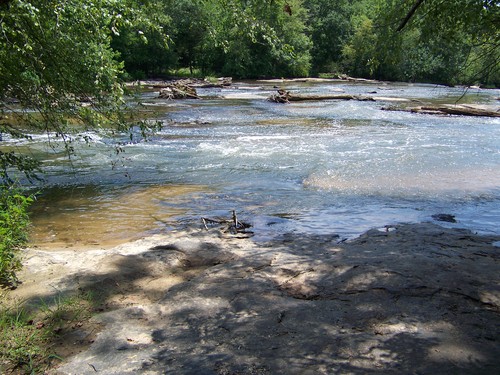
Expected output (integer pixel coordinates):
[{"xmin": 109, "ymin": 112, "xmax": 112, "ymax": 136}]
[{"xmin": 48, "ymin": 223, "xmax": 500, "ymax": 374}]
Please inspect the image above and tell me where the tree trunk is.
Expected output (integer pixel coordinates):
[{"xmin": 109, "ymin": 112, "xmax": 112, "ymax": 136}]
[
  {"xmin": 268, "ymin": 90, "xmax": 374, "ymax": 103},
  {"xmin": 383, "ymin": 105, "xmax": 500, "ymax": 118}
]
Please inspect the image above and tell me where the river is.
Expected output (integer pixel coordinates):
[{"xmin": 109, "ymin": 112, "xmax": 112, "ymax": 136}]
[{"xmin": 5, "ymin": 80, "xmax": 500, "ymax": 247}]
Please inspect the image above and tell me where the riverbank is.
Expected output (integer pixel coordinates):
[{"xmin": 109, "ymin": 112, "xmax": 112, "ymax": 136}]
[{"xmin": 7, "ymin": 222, "xmax": 500, "ymax": 374}]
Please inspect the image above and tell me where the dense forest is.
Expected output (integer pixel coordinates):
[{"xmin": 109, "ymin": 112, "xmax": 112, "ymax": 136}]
[
  {"xmin": 2, "ymin": 1, "xmax": 498, "ymax": 87},
  {"xmin": 111, "ymin": 0, "xmax": 500, "ymax": 87},
  {"xmin": 106, "ymin": 0, "xmax": 500, "ymax": 87}
]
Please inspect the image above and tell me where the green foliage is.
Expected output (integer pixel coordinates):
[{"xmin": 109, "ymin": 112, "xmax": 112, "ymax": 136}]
[
  {"xmin": 111, "ymin": 0, "xmax": 174, "ymax": 78},
  {"xmin": 194, "ymin": 0, "xmax": 312, "ymax": 78},
  {"xmin": 342, "ymin": 14, "xmax": 379, "ymax": 78},
  {"xmin": 0, "ymin": 185, "xmax": 33, "ymax": 286},
  {"xmin": 0, "ymin": 151, "xmax": 41, "ymax": 185},
  {"xmin": 159, "ymin": 0, "xmax": 500, "ymax": 83},
  {"xmin": 168, "ymin": 67, "xmax": 205, "ymax": 78},
  {"xmin": 463, "ymin": 42, "xmax": 500, "ymax": 86},
  {"xmin": 0, "ymin": 302, "xmax": 47, "ymax": 374},
  {"xmin": 342, "ymin": 0, "xmax": 500, "ymax": 85},
  {"xmin": 168, "ymin": 0, "xmax": 208, "ymax": 75},
  {"xmin": 303, "ymin": 0, "xmax": 353, "ymax": 74},
  {"xmin": 0, "ymin": 0, "xmax": 169, "ymax": 179},
  {"xmin": 1, "ymin": 0, "xmax": 124, "ymax": 119},
  {"xmin": 0, "ymin": 291, "xmax": 94, "ymax": 373},
  {"xmin": 111, "ymin": 0, "xmax": 314, "ymax": 79}
]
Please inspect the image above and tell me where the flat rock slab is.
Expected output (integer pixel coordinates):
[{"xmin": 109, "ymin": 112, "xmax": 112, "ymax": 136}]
[{"xmin": 14, "ymin": 223, "xmax": 500, "ymax": 374}]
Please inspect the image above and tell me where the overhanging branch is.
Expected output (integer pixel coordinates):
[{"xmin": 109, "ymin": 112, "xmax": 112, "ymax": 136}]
[{"xmin": 397, "ymin": 0, "xmax": 426, "ymax": 31}]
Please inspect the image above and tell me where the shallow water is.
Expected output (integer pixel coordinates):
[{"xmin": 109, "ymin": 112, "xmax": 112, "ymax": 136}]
[{"xmin": 5, "ymin": 80, "xmax": 499, "ymax": 246}]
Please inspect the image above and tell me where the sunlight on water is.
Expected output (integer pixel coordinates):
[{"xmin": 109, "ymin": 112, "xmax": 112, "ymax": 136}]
[
  {"xmin": 304, "ymin": 167, "xmax": 500, "ymax": 198},
  {"xmin": 9, "ymin": 81, "xmax": 500, "ymax": 246}
]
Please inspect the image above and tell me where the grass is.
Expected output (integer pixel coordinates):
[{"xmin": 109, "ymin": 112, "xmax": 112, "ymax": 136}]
[
  {"xmin": 318, "ymin": 72, "xmax": 344, "ymax": 79},
  {"xmin": 167, "ymin": 67, "xmax": 204, "ymax": 78},
  {"xmin": 166, "ymin": 67, "xmax": 219, "ymax": 82},
  {"xmin": 0, "ymin": 290, "xmax": 95, "ymax": 374}
]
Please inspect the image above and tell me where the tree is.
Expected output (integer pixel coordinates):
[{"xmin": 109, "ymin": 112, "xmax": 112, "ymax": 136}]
[
  {"xmin": 340, "ymin": 0, "xmax": 384, "ymax": 79},
  {"xmin": 303, "ymin": 0, "xmax": 352, "ymax": 74},
  {"xmin": 342, "ymin": 13, "xmax": 379, "ymax": 78},
  {"xmin": 398, "ymin": 0, "xmax": 500, "ymax": 85},
  {"xmin": 167, "ymin": 0, "xmax": 208, "ymax": 75},
  {"xmin": 0, "ymin": 0, "xmax": 167, "ymax": 284},
  {"xmin": 0, "ymin": 0, "xmax": 166, "ymax": 182},
  {"xmin": 338, "ymin": 0, "xmax": 499, "ymax": 86},
  {"xmin": 196, "ymin": 0, "xmax": 312, "ymax": 78},
  {"xmin": 111, "ymin": 1, "xmax": 174, "ymax": 79},
  {"xmin": 382, "ymin": 0, "xmax": 499, "ymax": 85}
]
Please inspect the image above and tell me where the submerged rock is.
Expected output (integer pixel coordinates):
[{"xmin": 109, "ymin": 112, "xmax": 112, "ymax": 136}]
[{"xmin": 432, "ymin": 213, "xmax": 457, "ymax": 223}]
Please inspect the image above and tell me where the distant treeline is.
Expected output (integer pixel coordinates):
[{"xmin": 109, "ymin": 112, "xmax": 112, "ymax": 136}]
[{"xmin": 112, "ymin": 0, "xmax": 499, "ymax": 87}]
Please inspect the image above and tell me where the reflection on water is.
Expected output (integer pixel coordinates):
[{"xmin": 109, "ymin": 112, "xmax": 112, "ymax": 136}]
[
  {"xmin": 10, "ymin": 81, "xmax": 500, "ymax": 247},
  {"xmin": 29, "ymin": 184, "xmax": 207, "ymax": 248}
]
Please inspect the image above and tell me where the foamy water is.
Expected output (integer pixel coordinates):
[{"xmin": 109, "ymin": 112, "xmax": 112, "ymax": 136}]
[{"xmin": 7, "ymin": 80, "xmax": 499, "ymax": 246}]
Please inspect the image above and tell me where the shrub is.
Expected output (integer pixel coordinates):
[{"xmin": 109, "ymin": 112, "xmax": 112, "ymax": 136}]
[{"xmin": 0, "ymin": 186, "xmax": 33, "ymax": 287}]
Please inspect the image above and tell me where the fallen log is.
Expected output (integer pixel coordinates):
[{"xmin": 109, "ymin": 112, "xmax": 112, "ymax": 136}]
[
  {"xmin": 158, "ymin": 83, "xmax": 199, "ymax": 99},
  {"xmin": 152, "ymin": 77, "xmax": 232, "ymax": 89},
  {"xmin": 382, "ymin": 104, "xmax": 500, "ymax": 118},
  {"xmin": 268, "ymin": 89, "xmax": 374, "ymax": 103},
  {"xmin": 287, "ymin": 94, "xmax": 375, "ymax": 102},
  {"xmin": 419, "ymin": 105, "xmax": 500, "ymax": 117}
]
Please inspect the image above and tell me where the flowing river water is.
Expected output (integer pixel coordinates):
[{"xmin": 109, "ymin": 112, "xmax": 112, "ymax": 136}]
[{"xmin": 6, "ymin": 80, "xmax": 500, "ymax": 248}]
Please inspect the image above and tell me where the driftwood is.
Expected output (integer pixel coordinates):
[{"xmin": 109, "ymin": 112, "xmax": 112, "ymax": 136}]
[
  {"xmin": 418, "ymin": 105, "xmax": 500, "ymax": 117},
  {"xmin": 158, "ymin": 83, "xmax": 199, "ymax": 100},
  {"xmin": 153, "ymin": 77, "xmax": 232, "ymax": 90},
  {"xmin": 383, "ymin": 105, "xmax": 500, "ymax": 118},
  {"xmin": 193, "ymin": 77, "xmax": 232, "ymax": 88},
  {"xmin": 268, "ymin": 89, "xmax": 374, "ymax": 103},
  {"xmin": 288, "ymin": 94, "xmax": 375, "ymax": 102},
  {"xmin": 269, "ymin": 89, "xmax": 499, "ymax": 118},
  {"xmin": 156, "ymin": 78, "xmax": 233, "ymax": 99},
  {"xmin": 258, "ymin": 76, "xmax": 380, "ymax": 84},
  {"xmin": 201, "ymin": 210, "xmax": 253, "ymax": 237},
  {"xmin": 268, "ymin": 89, "xmax": 291, "ymax": 103}
]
